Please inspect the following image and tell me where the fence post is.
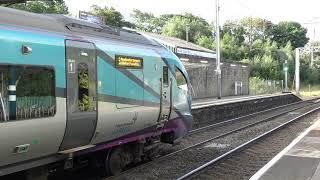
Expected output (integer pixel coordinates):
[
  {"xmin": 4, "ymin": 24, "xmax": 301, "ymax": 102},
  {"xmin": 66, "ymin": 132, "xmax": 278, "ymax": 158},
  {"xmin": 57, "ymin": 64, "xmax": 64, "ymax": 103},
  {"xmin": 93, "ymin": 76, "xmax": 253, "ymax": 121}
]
[{"xmin": 309, "ymin": 84, "xmax": 311, "ymax": 96}]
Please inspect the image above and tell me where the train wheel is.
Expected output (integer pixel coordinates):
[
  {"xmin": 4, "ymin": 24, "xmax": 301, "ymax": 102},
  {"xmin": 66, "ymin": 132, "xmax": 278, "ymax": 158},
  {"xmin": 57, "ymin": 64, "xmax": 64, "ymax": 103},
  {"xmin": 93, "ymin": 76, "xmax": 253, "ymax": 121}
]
[{"xmin": 106, "ymin": 147, "xmax": 124, "ymax": 176}]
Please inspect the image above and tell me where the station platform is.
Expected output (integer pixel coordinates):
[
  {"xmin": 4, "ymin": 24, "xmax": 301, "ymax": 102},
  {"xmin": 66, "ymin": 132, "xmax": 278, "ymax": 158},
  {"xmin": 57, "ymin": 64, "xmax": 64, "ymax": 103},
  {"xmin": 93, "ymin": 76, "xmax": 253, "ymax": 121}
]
[
  {"xmin": 191, "ymin": 93, "xmax": 301, "ymax": 129},
  {"xmin": 250, "ymin": 118, "xmax": 320, "ymax": 180},
  {"xmin": 192, "ymin": 93, "xmax": 293, "ymax": 109}
]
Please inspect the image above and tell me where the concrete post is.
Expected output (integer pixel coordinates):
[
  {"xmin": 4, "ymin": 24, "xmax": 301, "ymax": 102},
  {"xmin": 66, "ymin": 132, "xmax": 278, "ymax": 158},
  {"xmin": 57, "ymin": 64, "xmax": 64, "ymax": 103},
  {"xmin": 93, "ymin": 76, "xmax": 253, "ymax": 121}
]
[
  {"xmin": 215, "ymin": 0, "xmax": 222, "ymax": 99},
  {"xmin": 295, "ymin": 48, "xmax": 300, "ymax": 95}
]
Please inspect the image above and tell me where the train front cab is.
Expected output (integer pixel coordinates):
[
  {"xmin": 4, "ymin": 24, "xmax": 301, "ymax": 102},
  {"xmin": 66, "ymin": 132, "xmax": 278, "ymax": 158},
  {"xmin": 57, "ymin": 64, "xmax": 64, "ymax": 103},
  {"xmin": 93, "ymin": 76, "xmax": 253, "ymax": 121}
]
[{"xmin": 159, "ymin": 54, "xmax": 193, "ymax": 145}]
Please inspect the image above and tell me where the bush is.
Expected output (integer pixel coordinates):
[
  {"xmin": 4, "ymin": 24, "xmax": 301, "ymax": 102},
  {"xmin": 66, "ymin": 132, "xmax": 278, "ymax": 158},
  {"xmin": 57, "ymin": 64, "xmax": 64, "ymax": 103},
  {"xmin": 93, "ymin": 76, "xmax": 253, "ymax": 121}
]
[{"xmin": 250, "ymin": 77, "xmax": 283, "ymax": 95}]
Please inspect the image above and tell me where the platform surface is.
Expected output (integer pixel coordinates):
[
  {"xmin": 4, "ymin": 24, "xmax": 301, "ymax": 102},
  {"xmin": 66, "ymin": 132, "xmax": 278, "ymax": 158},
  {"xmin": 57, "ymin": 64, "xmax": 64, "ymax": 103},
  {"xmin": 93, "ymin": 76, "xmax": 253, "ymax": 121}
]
[
  {"xmin": 192, "ymin": 93, "xmax": 290, "ymax": 109},
  {"xmin": 250, "ymin": 117, "xmax": 320, "ymax": 180}
]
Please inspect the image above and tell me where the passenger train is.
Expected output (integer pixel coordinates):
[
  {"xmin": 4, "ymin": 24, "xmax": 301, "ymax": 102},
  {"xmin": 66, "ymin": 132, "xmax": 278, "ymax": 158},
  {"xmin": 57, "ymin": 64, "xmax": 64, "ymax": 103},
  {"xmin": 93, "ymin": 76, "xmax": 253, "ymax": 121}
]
[{"xmin": 0, "ymin": 6, "xmax": 192, "ymax": 178}]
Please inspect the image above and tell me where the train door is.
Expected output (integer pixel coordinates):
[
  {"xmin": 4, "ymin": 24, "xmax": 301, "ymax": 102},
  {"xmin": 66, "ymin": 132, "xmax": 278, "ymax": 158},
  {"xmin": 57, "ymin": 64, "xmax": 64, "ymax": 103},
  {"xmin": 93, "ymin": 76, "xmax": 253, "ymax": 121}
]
[
  {"xmin": 158, "ymin": 66, "xmax": 172, "ymax": 127},
  {"xmin": 60, "ymin": 40, "xmax": 97, "ymax": 150}
]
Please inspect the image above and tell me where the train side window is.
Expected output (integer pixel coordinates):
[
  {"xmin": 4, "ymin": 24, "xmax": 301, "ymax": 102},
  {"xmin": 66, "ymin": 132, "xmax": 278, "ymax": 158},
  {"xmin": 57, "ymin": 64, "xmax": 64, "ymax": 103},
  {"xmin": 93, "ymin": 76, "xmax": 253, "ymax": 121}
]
[
  {"xmin": 0, "ymin": 65, "xmax": 56, "ymax": 121},
  {"xmin": 175, "ymin": 67, "xmax": 187, "ymax": 90},
  {"xmin": 163, "ymin": 66, "xmax": 169, "ymax": 86}
]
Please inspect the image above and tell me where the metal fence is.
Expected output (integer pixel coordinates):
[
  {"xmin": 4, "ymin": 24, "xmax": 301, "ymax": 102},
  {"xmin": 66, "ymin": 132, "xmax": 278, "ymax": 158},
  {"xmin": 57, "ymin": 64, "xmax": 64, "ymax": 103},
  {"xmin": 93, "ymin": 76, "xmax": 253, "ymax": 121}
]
[{"xmin": 249, "ymin": 79, "xmax": 284, "ymax": 95}]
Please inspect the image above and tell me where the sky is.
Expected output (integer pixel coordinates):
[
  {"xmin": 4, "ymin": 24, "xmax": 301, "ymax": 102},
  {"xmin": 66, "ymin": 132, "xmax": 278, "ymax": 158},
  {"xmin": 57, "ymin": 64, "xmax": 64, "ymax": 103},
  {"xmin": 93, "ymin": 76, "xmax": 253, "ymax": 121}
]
[{"xmin": 65, "ymin": 0, "xmax": 320, "ymax": 41}]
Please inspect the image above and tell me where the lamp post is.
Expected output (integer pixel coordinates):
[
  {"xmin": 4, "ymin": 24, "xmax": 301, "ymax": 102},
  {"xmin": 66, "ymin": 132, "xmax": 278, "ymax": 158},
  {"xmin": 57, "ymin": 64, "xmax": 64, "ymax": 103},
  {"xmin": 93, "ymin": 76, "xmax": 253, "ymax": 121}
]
[{"xmin": 215, "ymin": 0, "xmax": 222, "ymax": 99}]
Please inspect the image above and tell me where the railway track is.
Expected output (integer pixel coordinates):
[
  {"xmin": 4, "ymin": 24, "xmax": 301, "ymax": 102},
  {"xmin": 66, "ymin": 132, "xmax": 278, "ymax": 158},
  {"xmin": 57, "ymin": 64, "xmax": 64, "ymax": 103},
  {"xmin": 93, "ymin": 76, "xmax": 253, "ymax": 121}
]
[
  {"xmin": 178, "ymin": 106, "xmax": 320, "ymax": 180},
  {"xmin": 107, "ymin": 98, "xmax": 320, "ymax": 180},
  {"xmin": 190, "ymin": 97, "xmax": 316, "ymax": 134},
  {"xmin": 46, "ymin": 97, "xmax": 320, "ymax": 180}
]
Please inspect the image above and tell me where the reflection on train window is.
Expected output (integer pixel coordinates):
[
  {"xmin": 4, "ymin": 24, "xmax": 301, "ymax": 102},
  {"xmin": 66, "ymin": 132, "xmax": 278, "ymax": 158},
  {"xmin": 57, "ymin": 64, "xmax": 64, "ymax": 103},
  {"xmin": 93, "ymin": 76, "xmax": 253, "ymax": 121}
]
[
  {"xmin": 0, "ymin": 65, "xmax": 56, "ymax": 122},
  {"xmin": 0, "ymin": 90, "xmax": 7, "ymax": 122},
  {"xmin": 77, "ymin": 63, "xmax": 90, "ymax": 112},
  {"xmin": 175, "ymin": 67, "xmax": 187, "ymax": 90},
  {"xmin": 163, "ymin": 66, "xmax": 169, "ymax": 86}
]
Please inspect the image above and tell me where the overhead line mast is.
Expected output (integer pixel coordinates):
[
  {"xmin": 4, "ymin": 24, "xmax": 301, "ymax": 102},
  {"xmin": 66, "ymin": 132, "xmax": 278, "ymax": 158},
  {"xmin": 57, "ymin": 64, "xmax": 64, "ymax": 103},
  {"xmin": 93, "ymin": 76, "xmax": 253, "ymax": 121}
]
[{"xmin": 215, "ymin": 0, "xmax": 222, "ymax": 99}]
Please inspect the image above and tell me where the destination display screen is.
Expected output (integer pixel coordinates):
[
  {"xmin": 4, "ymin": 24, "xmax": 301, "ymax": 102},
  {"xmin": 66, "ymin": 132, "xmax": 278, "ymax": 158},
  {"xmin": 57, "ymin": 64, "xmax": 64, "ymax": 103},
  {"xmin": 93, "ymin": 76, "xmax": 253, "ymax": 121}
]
[{"xmin": 116, "ymin": 55, "xmax": 143, "ymax": 69}]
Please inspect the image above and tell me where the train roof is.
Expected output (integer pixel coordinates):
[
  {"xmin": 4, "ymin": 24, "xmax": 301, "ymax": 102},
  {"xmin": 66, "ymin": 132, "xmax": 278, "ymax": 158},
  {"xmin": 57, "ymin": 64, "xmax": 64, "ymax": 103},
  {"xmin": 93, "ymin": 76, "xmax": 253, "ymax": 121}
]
[{"xmin": 0, "ymin": 6, "xmax": 162, "ymax": 47}]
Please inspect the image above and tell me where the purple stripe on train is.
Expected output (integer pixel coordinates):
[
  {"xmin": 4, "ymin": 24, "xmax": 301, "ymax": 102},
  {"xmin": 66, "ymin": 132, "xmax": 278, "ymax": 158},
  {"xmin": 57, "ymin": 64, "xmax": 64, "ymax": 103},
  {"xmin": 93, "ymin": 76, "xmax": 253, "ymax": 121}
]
[{"xmin": 77, "ymin": 116, "xmax": 191, "ymax": 156}]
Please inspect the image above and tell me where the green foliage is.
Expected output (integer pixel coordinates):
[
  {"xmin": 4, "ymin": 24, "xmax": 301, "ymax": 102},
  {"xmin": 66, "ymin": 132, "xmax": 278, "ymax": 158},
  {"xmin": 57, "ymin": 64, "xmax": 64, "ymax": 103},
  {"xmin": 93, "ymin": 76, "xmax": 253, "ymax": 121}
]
[
  {"xmin": 299, "ymin": 54, "xmax": 320, "ymax": 85},
  {"xmin": 249, "ymin": 77, "xmax": 283, "ymax": 95},
  {"xmin": 271, "ymin": 21, "xmax": 309, "ymax": 49},
  {"xmin": 128, "ymin": 11, "xmax": 310, "ymax": 84},
  {"xmin": 161, "ymin": 13, "xmax": 212, "ymax": 44},
  {"xmin": 239, "ymin": 17, "xmax": 273, "ymax": 42},
  {"xmin": 130, "ymin": 9, "xmax": 173, "ymax": 33},
  {"xmin": 221, "ymin": 33, "xmax": 246, "ymax": 61},
  {"xmin": 222, "ymin": 20, "xmax": 245, "ymax": 46},
  {"xmin": 78, "ymin": 70, "xmax": 89, "ymax": 89},
  {"xmin": 196, "ymin": 35, "xmax": 215, "ymax": 50},
  {"xmin": 218, "ymin": 18, "xmax": 311, "ymax": 85},
  {"xmin": 78, "ymin": 94, "xmax": 90, "ymax": 111},
  {"xmin": 249, "ymin": 77, "xmax": 270, "ymax": 95},
  {"xmin": 9, "ymin": 0, "xmax": 68, "ymax": 14},
  {"xmin": 90, "ymin": 5, "xmax": 134, "ymax": 28},
  {"xmin": 78, "ymin": 64, "xmax": 90, "ymax": 111}
]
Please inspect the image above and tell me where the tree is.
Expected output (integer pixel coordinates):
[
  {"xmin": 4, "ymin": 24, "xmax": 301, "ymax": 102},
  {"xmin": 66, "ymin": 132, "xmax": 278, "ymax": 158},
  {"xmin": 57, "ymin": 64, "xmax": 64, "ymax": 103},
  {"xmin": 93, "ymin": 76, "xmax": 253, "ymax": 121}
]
[
  {"xmin": 222, "ymin": 20, "xmax": 245, "ymax": 46},
  {"xmin": 196, "ymin": 36, "xmax": 215, "ymax": 50},
  {"xmin": 162, "ymin": 13, "xmax": 212, "ymax": 44},
  {"xmin": 271, "ymin": 21, "xmax": 309, "ymax": 49},
  {"xmin": 221, "ymin": 33, "xmax": 247, "ymax": 61},
  {"xmin": 239, "ymin": 17, "xmax": 273, "ymax": 42},
  {"xmin": 130, "ymin": 9, "xmax": 173, "ymax": 33},
  {"xmin": 90, "ymin": 5, "xmax": 134, "ymax": 28},
  {"xmin": 9, "ymin": 0, "xmax": 68, "ymax": 14}
]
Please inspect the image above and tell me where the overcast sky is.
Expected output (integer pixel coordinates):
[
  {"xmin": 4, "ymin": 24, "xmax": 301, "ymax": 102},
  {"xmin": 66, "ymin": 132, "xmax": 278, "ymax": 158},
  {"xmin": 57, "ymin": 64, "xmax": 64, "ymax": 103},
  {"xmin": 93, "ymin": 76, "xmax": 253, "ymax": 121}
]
[{"xmin": 65, "ymin": 0, "xmax": 320, "ymax": 41}]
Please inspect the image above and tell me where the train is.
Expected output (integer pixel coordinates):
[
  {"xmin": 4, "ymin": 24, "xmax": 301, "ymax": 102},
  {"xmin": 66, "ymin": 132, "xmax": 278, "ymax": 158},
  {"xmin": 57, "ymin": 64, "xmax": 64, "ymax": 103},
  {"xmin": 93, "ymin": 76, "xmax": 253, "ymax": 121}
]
[{"xmin": 0, "ymin": 6, "xmax": 193, "ymax": 179}]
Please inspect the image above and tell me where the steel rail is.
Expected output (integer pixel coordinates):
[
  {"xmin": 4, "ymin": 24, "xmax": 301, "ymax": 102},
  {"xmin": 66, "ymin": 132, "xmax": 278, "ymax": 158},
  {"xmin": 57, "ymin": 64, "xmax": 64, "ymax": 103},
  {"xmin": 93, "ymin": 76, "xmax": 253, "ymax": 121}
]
[
  {"xmin": 190, "ymin": 98, "xmax": 318, "ymax": 134},
  {"xmin": 177, "ymin": 106, "xmax": 320, "ymax": 180},
  {"xmin": 107, "ymin": 98, "xmax": 320, "ymax": 180}
]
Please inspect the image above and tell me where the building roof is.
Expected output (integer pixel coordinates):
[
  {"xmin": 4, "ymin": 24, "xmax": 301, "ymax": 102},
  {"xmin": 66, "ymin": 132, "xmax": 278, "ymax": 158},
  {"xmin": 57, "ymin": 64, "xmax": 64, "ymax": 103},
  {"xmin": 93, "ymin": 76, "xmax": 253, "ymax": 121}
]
[{"xmin": 141, "ymin": 31, "xmax": 215, "ymax": 53}]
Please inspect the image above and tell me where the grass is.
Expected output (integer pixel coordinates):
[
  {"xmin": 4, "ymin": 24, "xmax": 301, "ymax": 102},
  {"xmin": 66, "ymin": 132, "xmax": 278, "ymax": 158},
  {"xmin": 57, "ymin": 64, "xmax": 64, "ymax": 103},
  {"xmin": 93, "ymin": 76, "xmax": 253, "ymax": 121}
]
[{"xmin": 299, "ymin": 84, "xmax": 320, "ymax": 99}]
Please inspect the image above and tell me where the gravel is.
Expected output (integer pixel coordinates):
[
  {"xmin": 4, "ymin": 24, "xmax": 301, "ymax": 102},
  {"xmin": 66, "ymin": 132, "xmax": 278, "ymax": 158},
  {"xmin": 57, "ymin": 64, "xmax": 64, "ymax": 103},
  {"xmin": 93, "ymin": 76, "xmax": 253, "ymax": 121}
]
[
  {"xmin": 110, "ymin": 102, "xmax": 320, "ymax": 180},
  {"xmin": 190, "ymin": 111, "xmax": 320, "ymax": 180},
  {"xmin": 32, "ymin": 99, "xmax": 319, "ymax": 180}
]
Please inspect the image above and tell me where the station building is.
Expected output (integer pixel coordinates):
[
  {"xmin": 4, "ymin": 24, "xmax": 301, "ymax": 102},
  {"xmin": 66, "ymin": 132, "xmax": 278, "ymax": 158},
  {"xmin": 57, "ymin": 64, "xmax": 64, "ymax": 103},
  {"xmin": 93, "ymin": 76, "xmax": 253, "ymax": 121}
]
[{"xmin": 142, "ymin": 32, "xmax": 250, "ymax": 99}]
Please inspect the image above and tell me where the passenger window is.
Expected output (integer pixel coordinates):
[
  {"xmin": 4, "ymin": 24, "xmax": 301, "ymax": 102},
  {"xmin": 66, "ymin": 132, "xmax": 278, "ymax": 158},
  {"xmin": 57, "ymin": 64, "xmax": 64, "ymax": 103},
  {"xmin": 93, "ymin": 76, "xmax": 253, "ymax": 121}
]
[
  {"xmin": 77, "ymin": 63, "xmax": 90, "ymax": 112},
  {"xmin": 0, "ymin": 65, "xmax": 56, "ymax": 121},
  {"xmin": 175, "ymin": 67, "xmax": 187, "ymax": 90},
  {"xmin": 163, "ymin": 66, "xmax": 169, "ymax": 86}
]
